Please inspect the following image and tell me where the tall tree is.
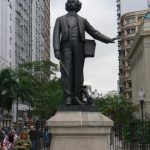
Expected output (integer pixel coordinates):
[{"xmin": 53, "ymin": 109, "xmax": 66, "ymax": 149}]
[
  {"xmin": 0, "ymin": 68, "xmax": 18, "ymax": 111},
  {"xmin": 15, "ymin": 60, "xmax": 63, "ymax": 119},
  {"xmin": 0, "ymin": 60, "xmax": 63, "ymax": 119},
  {"xmin": 95, "ymin": 96, "xmax": 137, "ymax": 125}
]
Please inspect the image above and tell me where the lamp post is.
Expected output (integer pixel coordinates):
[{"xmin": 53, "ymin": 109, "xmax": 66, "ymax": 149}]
[
  {"xmin": 138, "ymin": 88, "xmax": 145, "ymax": 150},
  {"xmin": 16, "ymin": 93, "xmax": 19, "ymax": 134},
  {"xmin": 16, "ymin": 79, "xmax": 19, "ymax": 134},
  {"xmin": 1, "ymin": 91, "xmax": 6, "ymax": 126}
]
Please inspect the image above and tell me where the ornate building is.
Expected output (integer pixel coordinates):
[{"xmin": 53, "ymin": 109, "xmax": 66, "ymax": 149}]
[
  {"xmin": 129, "ymin": 14, "xmax": 150, "ymax": 116},
  {"xmin": 116, "ymin": 0, "xmax": 148, "ymax": 99},
  {"xmin": 120, "ymin": 10, "xmax": 147, "ymax": 99}
]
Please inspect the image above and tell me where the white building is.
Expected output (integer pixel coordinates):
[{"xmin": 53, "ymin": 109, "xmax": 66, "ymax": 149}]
[
  {"xmin": 106, "ymin": 90, "xmax": 119, "ymax": 97},
  {"xmin": 0, "ymin": 0, "xmax": 32, "ymax": 70},
  {"xmin": 0, "ymin": 0, "xmax": 15, "ymax": 69},
  {"xmin": 32, "ymin": 0, "xmax": 50, "ymax": 62},
  {"xmin": 14, "ymin": 0, "xmax": 32, "ymax": 68},
  {"xmin": 12, "ymin": 101, "xmax": 31, "ymax": 123}
]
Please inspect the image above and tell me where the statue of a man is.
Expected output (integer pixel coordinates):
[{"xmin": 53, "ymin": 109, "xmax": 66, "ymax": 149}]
[{"xmin": 53, "ymin": 0, "xmax": 115, "ymax": 105}]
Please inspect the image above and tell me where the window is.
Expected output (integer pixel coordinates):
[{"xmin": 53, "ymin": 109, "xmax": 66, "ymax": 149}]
[
  {"xmin": 129, "ymin": 93, "xmax": 132, "ymax": 99},
  {"xmin": 9, "ymin": 2, "xmax": 12, "ymax": 9},
  {"xmin": 138, "ymin": 16, "xmax": 144, "ymax": 21},
  {"xmin": 10, "ymin": 13, "xmax": 12, "ymax": 21},
  {"xmin": 125, "ymin": 17, "xmax": 135, "ymax": 24},
  {"xmin": 119, "ymin": 68, "xmax": 123, "ymax": 74},
  {"xmin": 126, "ymin": 28, "xmax": 135, "ymax": 35},
  {"xmin": 9, "ymin": 37, "xmax": 12, "ymax": 45},
  {"xmin": 119, "ymin": 50, "xmax": 123, "ymax": 56},
  {"xmin": 118, "ymin": 41, "xmax": 121, "ymax": 47},
  {"xmin": 10, "ymin": 25, "xmax": 12, "ymax": 33},
  {"xmin": 126, "ymin": 39, "xmax": 133, "ymax": 45},
  {"xmin": 9, "ymin": 50, "xmax": 11, "ymax": 57},
  {"xmin": 131, "ymin": 28, "xmax": 136, "ymax": 34},
  {"xmin": 129, "ymin": 82, "xmax": 132, "ymax": 88}
]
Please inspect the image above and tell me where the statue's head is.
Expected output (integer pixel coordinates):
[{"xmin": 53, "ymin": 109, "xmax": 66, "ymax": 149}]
[{"xmin": 65, "ymin": 0, "xmax": 82, "ymax": 13}]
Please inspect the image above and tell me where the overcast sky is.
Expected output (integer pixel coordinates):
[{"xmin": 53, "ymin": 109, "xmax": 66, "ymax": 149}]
[
  {"xmin": 121, "ymin": 0, "xmax": 148, "ymax": 15},
  {"xmin": 50, "ymin": 0, "xmax": 118, "ymax": 94}
]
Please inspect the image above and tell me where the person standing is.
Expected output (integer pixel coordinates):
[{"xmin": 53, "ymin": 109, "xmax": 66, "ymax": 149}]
[
  {"xmin": 44, "ymin": 127, "xmax": 50, "ymax": 150},
  {"xmin": 28, "ymin": 126, "xmax": 37, "ymax": 150},
  {"xmin": 3, "ymin": 130, "xmax": 17, "ymax": 150},
  {"xmin": 0, "ymin": 127, "xmax": 5, "ymax": 149}
]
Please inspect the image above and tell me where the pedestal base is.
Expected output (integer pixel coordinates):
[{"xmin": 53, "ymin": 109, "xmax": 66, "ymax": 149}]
[{"xmin": 47, "ymin": 109, "xmax": 113, "ymax": 150}]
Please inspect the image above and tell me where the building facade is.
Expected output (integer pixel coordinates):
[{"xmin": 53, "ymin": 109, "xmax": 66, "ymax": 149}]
[
  {"xmin": 32, "ymin": 0, "xmax": 50, "ymax": 62},
  {"xmin": 116, "ymin": 0, "xmax": 148, "ymax": 99},
  {"xmin": 128, "ymin": 15, "xmax": 150, "ymax": 116},
  {"xmin": 0, "ymin": 0, "xmax": 51, "ymax": 126},
  {"xmin": 0, "ymin": 0, "xmax": 32, "ymax": 70},
  {"xmin": 0, "ymin": 0, "xmax": 51, "ymax": 69},
  {"xmin": 15, "ymin": 0, "xmax": 32, "ymax": 68},
  {"xmin": 0, "ymin": 0, "xmax": 15, "ymax": 69},
  {"xmin": 120, "ymin": 10, "xmax": 147, "ymax": 99}
]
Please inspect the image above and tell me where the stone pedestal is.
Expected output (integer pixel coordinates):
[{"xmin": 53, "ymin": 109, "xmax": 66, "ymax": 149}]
[{"xmin": 47, "ymin": 108, "xmax": 113, "ymax": 150}]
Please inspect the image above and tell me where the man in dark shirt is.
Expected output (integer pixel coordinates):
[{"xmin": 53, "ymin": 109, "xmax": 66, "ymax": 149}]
[{"xmin": 28, "ymin": 126, "xmax": 37, "ymax": 150}]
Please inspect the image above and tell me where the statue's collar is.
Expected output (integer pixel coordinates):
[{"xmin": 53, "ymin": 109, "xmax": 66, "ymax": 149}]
[{"xmin": 67, "ymin": 12, "xmax": 77, "ymax": 16}]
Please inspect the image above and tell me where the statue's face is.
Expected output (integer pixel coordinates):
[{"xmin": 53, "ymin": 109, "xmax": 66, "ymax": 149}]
[{"xmin": 67, "ymin": 0, "xmax": 78, "ymax": 11}]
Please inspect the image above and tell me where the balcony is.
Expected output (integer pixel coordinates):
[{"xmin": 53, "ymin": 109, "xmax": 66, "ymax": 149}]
[
  {"xmin": 117, "ymin": 26, "xmax": 121, "ymax": 32},
  {"xmin": 117, "ymin": 18, "xmax": 121, "ymax": 24},
  {"xmin": 116, "ymin": 0, "xmax": 120, "ymax": 5},
  {"xmin": 117, "ymin": 9, "xmax": 121, "ymax": 15}
]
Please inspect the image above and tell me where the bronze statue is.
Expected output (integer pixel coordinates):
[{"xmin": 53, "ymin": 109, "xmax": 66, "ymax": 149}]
[{"xmin": 53, "ymin": 0, "xmax": 116, "ymax": 105}]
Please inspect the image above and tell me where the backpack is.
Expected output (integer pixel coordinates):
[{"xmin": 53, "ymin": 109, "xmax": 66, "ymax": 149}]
[{"xmin": 8, "ymin": 133, "xmax": 14, "ymax": 143}]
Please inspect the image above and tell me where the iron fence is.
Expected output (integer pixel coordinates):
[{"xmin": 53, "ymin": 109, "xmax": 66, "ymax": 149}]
[{"xmin": 111, "ymin": 117, "xmax": 150, "ymax": 150}]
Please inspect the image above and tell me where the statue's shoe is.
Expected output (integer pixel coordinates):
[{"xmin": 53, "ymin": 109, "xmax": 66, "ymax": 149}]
[
  {"xmin": 87, "ymin": 97, "xmax": 93, "ymax": 105},
  {"xmin": 65, "ymin": 97, "xmax": 72, "ymax": 105},
  {"xmin": 73, "ymin": 97, "xmax": 86, "ymax": 105}
]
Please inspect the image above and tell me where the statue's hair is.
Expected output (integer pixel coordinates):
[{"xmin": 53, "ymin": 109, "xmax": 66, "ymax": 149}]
[{"xmin": 65, "ymin": 0, "xmax": 82, "ymax": 13}]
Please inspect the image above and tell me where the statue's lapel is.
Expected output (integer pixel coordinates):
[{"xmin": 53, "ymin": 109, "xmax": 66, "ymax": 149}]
[
  {"xmin": 77, "ymin": 15, "xmax": 84, "ymax": 34},
  {"xmin": 62, "ymin": 15, "xmax": 68, "ymax": 34}
]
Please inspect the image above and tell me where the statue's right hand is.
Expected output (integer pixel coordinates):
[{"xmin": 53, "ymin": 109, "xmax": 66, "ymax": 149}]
[{"xmin": 54, "ymin": 50, "xmax": 60, "ymax": 59}]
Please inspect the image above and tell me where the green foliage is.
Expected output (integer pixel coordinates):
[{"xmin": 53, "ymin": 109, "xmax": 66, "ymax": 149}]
[
  {"xmin": 15, "ymin": 60, "xmax": 63, "ymax": 119},
  {"xmin": 123, "ymin": 119, "xmax": 150, "ymax": 144},
  {"xmin": 0, "ymin": 60, "xmax": 63, "ymax": 119},
  {"xmin": 31, "ymin": 79, "xmax": 63, "ymax": 119},
  {"xmin": 95, "ymin": 96, "xmax": 137, "ymax": 124},
  {"xmin": 95, "ymin": 96, "xmax": 137, "ymax": 141},
  {"xmin": 95, "ymin": 95, "xmax": 150, "ymax": 144},
  {"xmin": 0, "ymin": 68, "xmax": 18, "ymax": 111}
]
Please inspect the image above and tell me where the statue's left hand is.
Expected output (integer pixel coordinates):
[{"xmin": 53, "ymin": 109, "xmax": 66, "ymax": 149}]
[{"xmin": 110, "ymin": 37, "xmax": 118, "ymax": 43}]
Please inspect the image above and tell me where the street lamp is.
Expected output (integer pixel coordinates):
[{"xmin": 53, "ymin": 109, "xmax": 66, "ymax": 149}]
[
  {"xmin": 1, "ymin": 91, "xmax": 6, "ymax": 126},
  {"xmin": 138, "ymin": 88, "xmax": 145, "ymax": 120},
  {"xmin": 16, "ymin": 78, "xmax": 20, "ymax": 134},
  {"xmin": 138, "ymin": 88, "xmax": 145, "ymax": 150}
]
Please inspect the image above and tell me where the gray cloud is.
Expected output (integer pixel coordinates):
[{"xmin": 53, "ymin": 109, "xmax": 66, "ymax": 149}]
[{"xmin": 50, "ymin": 0, "xmax": 118, "ymax": 94}]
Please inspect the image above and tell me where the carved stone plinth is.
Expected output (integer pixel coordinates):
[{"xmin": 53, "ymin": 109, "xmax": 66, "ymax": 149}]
[{"xmin": 47, "ymin": 107, "xmax": 113, "ymax": 150}]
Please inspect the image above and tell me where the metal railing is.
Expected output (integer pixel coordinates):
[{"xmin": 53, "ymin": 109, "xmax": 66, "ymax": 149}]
[{"xmin": 111, "ymin": 117, "xmax": 150, "ymax": 150}]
